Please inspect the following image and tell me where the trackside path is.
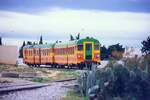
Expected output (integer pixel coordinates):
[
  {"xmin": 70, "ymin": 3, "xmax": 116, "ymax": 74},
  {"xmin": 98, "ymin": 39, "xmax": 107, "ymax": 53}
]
[{"xmin": 0, "ymin": 80, "xmax": 76, "ymax": 100}]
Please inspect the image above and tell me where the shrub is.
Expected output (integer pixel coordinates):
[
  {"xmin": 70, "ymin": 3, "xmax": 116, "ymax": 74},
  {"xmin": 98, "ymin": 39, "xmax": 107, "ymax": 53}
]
[
  {"xmin": 77, "ymin": 62, "xmax": 150, "ymax": 100},
  {"xmin": 123, "ymin": 55, "xmax": 150, "ymax": 73}
]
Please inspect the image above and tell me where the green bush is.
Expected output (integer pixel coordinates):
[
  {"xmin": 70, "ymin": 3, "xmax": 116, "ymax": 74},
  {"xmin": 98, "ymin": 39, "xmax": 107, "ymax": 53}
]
[
  {"xmin": 123, "ymin": 55, "xmax": 150, "ymax": 73},
  {"xmin": 77, "ymin": 63, "xmax": 150, "ymax": 100}
]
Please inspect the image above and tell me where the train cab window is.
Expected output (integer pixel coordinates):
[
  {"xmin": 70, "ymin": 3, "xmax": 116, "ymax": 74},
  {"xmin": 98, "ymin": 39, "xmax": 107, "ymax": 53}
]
[
  {"xmin": 86, "ymin": 44, "xmax": 91, "ymax": 51},
  {"xmin": 94, "ymin": 44, "xmax": 100, "ymax": 50},
  {"xmin": 78, "ymin": 45, "xmax": 83, "ymax": 51}
]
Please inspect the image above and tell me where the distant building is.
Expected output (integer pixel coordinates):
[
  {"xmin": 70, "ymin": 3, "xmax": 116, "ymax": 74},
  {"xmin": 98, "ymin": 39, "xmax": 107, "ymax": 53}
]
[{"xmin": 0, "ymin": 45, "xmax": 17, "ymax": 65}]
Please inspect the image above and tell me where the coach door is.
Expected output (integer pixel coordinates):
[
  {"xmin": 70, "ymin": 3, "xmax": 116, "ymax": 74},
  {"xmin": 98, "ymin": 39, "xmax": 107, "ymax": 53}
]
[{"xmin": 85, "ymin": 43, "xmax": 92, "ymax": 60}]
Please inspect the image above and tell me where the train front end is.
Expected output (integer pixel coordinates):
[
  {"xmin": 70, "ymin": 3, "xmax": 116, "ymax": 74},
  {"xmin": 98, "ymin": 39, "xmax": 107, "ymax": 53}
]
[{"xmin": 77, "ymin": 37, "xmax": 100, "ymax": 68}]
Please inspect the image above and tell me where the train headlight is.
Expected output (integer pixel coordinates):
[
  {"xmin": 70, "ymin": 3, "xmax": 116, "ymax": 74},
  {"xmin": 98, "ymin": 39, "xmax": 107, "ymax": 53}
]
[
  {"xmin": 78, "ymin": 54, "xmax": 83, "ymax": 58},
  {"xmin": 95, "ymin": 54, "xmax": 99, "ymax": 58}
]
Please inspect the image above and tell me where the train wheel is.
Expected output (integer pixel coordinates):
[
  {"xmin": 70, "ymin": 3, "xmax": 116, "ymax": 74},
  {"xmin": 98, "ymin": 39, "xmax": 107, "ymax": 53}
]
[
  {"xmin": 67, "ymin": 65, "xmax": 70, "ymax": 69},
  {"xmin": 51, "ymin": 64, "xmax": 54, "ymax": 68},
  {"xmin": 78, "ymin": 64, "xmax": 83, "ymax": 70},
  {"xmin": 80, "ymin": 65, "xmax": 83, "ymax": 70}
]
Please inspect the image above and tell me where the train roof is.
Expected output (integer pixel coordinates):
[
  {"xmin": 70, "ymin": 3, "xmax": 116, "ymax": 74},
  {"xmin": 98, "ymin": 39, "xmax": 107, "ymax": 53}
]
[
  {"xmin": 54, "ymin": 40, "xmax": 78, "ymax": 48},
  {"xmin": 23, "ymin": 44, "xmax": 53, "ymax": 49},
  {"xmin": 33, "ymin": 44, "xmax": 53, "ymax": 48},
  {"xmin": 23, "ymin": 45, "xmax": 34, "ymax": 49},
  {"xmin": 23, "ymin": 37, "xmax": 100, "ymax": 49},
  {"xmin": 77, "ymin": 37, "xmax": 100, "ymax": 45},
  {"xmin": 54, "ymin": 37, "xmax": 100, "ymax": 48}
]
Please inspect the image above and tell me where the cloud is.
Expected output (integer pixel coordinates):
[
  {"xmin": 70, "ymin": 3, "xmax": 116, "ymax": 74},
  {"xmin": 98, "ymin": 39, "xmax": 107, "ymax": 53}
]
[
  {"xmin": 0, "ymin": 0, "xmax": 150, "ymax": 13},
  {"xmin": 0, "ymin": 8, "xmax": 150, "ymax": 41}
]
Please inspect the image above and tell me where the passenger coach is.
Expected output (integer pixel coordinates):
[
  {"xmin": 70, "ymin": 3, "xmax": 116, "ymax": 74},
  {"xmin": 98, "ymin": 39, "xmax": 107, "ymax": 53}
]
[{"xmin": 23, "ymin": 37, "xmax": 101, "ymax": 69}]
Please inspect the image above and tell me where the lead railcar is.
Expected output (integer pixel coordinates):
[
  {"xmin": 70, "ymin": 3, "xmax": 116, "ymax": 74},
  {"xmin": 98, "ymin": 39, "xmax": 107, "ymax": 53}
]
[{"xmin": 23, "ymin": 37, "xmax": 101, "ymax": 69}]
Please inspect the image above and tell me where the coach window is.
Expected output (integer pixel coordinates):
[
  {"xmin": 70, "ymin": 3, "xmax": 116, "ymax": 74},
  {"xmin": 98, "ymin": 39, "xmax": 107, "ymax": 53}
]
[
  {"xmin": 78, "ymin": 45, "xmax": 83, "ymax": 51},
  {"xmin": 61, "ymin": 48, "xmax": 65, "ymax": 55},
  {"xmin": 27, "ymin": 51, "xmax": 28, "ymax": 56},
  {"xmin": 62, "ymin": 48, "xmax": 64, "ymax": 55},
  {"xmin": 29, "ymin": 51, "xmax": 30, "ymax": 56},
  {"xmin": 69, "ymin": 48, "xmax": 71, "ymax": 54},
  {"xmin": 28, "ymin": 51, "xmax": 30, "ymax": 56},
  {"xmin": 29, "ymin": 51, "xmax": 31, "ymax": 56},
  {"xmin": 73, "ymin": 47, "xmax": 74, "ymax": 54},
  {"xmin": 62, "ymin": 49, "xmax": 64, "ymax": 55},
  {"xmin": 94, "ymin": 44, "xmax": 100, "ymax": 50},
  {"xmin": 46, "ymin": 50, "xmax": 48, "ymax": 55},
  {"xmin": 58, "ymin": 49, "xmax": 60, "ymax": 55},
  {"xmin": 44, "ymin": 50, "xmax": 46, "ymax": 56},
  {"xmin": 60, "ymin": 49, "xmax": 62, "ymax": 55},
  {"xmin": 44, "ymin": 50, "xmax": 46, "ymax": 55},
  {"xmin": 41, "ymin": 50, "xmax": 43, "ymax": 56},
  {"xmin": 71, "ymin": 47, "xmax": 73, "ymax": 54},
  {"xmin": 37, "ymin": 50, "xmax": 39, "ymax": 55},
  {"xmin": 30, "ymin": 51, "xmax": 31, "ymax": 56},
  {"xmin": 64, "ymin": 49, "xmax": 65, "ymax": 55}
]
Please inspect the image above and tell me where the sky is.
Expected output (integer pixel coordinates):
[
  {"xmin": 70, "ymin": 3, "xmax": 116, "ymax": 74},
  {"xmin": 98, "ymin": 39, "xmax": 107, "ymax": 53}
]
[{"xmin": 0, "ymin": 0, "xmax": 150, "ymax": 48}]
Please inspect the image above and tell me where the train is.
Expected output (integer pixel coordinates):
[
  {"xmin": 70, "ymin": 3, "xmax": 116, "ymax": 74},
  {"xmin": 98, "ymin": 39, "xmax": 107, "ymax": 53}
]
[{"xmin": 23, "ymin": 37, "xmax": 101, "ymax": 69}]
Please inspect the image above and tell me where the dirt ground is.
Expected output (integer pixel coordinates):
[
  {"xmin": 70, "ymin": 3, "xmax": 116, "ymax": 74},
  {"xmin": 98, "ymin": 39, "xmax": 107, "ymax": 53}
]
[{"xmin": 0, "ymin": 64, "xmax": 79, "ymax": 83}]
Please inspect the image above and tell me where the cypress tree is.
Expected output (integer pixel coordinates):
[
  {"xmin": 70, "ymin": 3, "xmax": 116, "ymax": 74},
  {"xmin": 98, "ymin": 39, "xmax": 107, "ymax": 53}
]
[
  {"xmin": 76, "ymin": 33, "xmax": 80, "ymax": 40},
  {"xmin": 0, "ymin": 37, "xmax": 2, "ymax": 45},
  {"xmin": 39, "ymin": 35, "xmax": 43, "ymax": 44},
  {"xmin": 70, "ymin": 34, "xmax": 74, "ymax": 41}
]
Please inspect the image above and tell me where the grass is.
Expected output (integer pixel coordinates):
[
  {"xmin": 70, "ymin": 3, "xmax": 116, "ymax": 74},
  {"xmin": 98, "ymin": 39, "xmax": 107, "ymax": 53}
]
[
  {"xmin": 52, "ymin": 70, "xmax": 80, "ymax": 80},
  {"xmin": 63, "ymin": 90, "xmax": 87, "ymax": 100},
  {"xmin": 29, "ymin": 70, "xmax": 80, "ymax": 83},
  {"xmin": 30, "ymin": 77, "xmax": 50, "ymax": 83}
]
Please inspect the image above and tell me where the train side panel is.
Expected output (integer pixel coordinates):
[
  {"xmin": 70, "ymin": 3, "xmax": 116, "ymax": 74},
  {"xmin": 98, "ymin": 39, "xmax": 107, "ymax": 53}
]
[
  {"xmin": 40, "ymin": 48, "xmax": 53, "ymax": 64},
  {"xmin": 67, "ymin": 46, "xmax": 78, "ymax": 65},
  {"xmin": 54, "ymin": 47, "xmax": 68, "ymax": 65}
]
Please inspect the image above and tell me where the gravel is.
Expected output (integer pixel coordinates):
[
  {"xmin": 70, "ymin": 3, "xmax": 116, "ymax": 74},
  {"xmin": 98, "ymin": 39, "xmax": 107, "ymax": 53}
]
[{"xmin": 0, "ymin": 80, "xmax": 76, "ymax": 100}]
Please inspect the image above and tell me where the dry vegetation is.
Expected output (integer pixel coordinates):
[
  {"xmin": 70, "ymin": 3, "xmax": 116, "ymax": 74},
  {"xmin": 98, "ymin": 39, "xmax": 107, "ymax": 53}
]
[
  {"xmin": 0, "ymin": 64, "xmax": 36, "ymax": 73},
  {"xmin": 0, "ymin": 64, "xmax": 79, "ymax": 83}
]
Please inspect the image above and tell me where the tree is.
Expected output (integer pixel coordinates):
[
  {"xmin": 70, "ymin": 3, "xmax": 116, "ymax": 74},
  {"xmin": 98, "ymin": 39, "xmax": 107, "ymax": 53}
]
[
  {"xmin": 0, "ymin": 37, "xmax": 2, "ymax": 45},
  {"xmin": 19, "ymin": 41, "xmax": 26, "ymax": 58},
  {"xmin": 108, "ymin": 43, "xmax": 125, "ymax": 59},
  {"xmin": 70, "ymin": 34, "xmax": 74, "ymax": 41},
  {"xmin": 101, "ymin": 45, "xmax": 109, "ymax": 60},
  {"xmin": 22, "ymin": 41, "xmax": 25, "ymax": 46},
  {"xmin": 141, "ymin": 36, "xmax": 150, "ymax": 55},
  {"xmin": 39, "ymin": 35, "xmax": 43, "ymax": 44},
  {"xmin": 76, "ymin": 33, "xmax": 80, "ymax": 40},
  {"xmin": 27, "ymin": 41, "xmax": 32, "ymax": 45},
  {"xmin": 141, "ymin": 36, "xmax": 150, "ymax": 73},
  {"xmin": 33, "ymin": 42, "xmax": 36, "ymax": 45}
]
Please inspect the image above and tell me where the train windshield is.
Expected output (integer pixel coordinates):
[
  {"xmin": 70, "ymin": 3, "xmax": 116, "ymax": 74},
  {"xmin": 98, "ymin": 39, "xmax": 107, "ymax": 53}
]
[{"xmin": 78, "ymin": 45, "xmax": 83, "ymax": 51}]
